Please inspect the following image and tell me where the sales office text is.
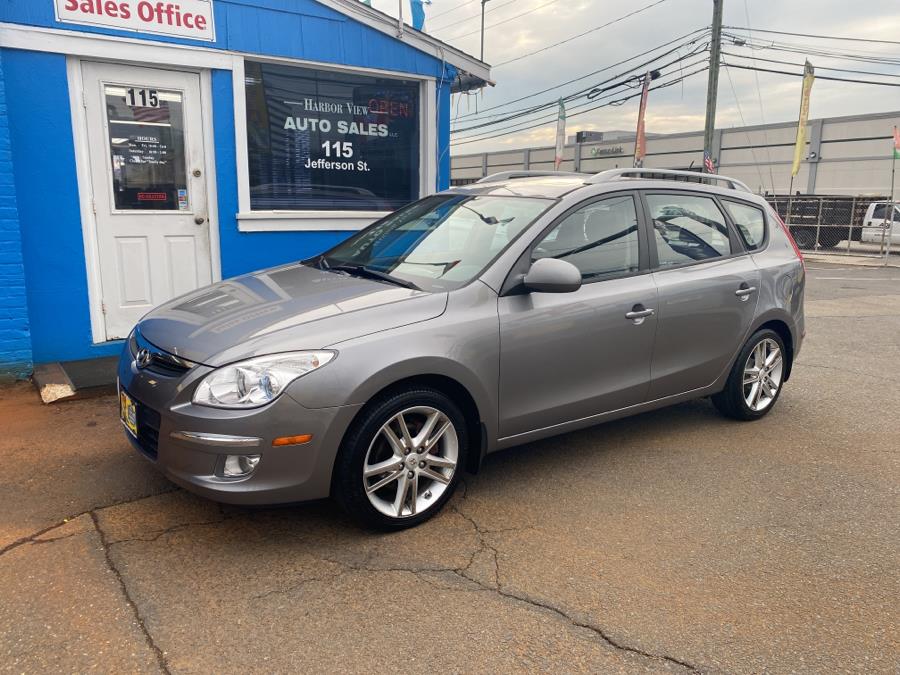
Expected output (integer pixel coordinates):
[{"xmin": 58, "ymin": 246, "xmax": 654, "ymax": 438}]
[{"xmin": 64, "ymin": 1, "xmax": 209, "ymax": 30}]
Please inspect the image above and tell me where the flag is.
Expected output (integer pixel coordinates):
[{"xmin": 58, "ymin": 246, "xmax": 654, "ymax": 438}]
[
  {"xmin": 633, "ymin": 71, "xmax": 651, "ymax": 168},
  {"xmin": 703, "ymin": 151, "xmax": 716, "ymax": 174},
  {"xmin": 893, "ymin": 125, "xmax": 900, "ymax": 159},
  {"xmin": 791, "ymin": 60, "xmax": 815, "ymax": 177},
  {"xmin": 554, "ymin": 99, "xmax": 566, "ymax": 170}
]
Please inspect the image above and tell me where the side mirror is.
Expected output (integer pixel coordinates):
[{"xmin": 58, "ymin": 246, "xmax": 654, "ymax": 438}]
[{"xmin": 523, "ymin": 258, "xmax": 582, "ymax": 293}]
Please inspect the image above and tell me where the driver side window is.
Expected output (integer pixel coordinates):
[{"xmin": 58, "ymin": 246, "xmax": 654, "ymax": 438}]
[{"xmin": 532, "ymin": 194, "xmax": 640, "ymax": 280}]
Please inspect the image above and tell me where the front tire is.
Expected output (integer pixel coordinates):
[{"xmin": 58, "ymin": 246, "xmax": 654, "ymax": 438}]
[
  {"xmin": 333, "ymin": 387, "xmax": 468, "ymax": 530},
  {"xmin": 713, "ymin": 329, "xmax": 787, "ymax": 421}
]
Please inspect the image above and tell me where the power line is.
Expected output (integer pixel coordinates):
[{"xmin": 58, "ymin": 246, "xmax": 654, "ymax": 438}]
[
  {"xmin": 428, "ymin": 0, "xmax": 480, "ymax": 22},
  {"xmin": 722, "ymin": 62, "xmax": 900, "ymax": 87},
  {"xmin": 451, "ymin": 65, "xmax": 709, "ymax": 146},
  {"xmin": 724, "ymin": 26, "xmax": 900, "ymax": 47},
  {"xmin": 723, "ymin": 32, "xmax": 900, "ymax": 66},
  {"xmin": 451, "ymin": 28, "xmax": 709, "ymax": 123},
  {"xmin": 452, "ymin": 47, "xmax": 709, "ymax": 134},
  {"xmin": 723, "ymin": 51, "xmax": 900, "ymax": 78},
  {"xmin": 722, "ymin": 63, "xmax": 770, "ymax": 194},
  {"xmin": 442, "ymin": 0, "xmax": 563, "ymax": 40},
  {"xmin": 494, "ymin": 0, "xmax": 673, "ymax": 67},
  {"xmin": 429, "ymin": 0, "xmax": 518, "ymax": 32}
]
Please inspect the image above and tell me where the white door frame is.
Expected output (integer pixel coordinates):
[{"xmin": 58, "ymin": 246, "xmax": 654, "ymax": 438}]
[{"xmin": 67, "ymin": 55, "xmax": 221, "ymax": 344}]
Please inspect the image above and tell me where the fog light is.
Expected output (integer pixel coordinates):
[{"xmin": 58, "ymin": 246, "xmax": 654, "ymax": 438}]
[{"xmin": 222, "ymin": 454, "xmax": 261, "ymax": 478}]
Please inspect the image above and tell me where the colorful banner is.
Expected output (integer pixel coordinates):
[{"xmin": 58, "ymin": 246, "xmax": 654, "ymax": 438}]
[
  {"xmin": 554, "ymin": 99, "xmax": 566, "ymax": 170},
  {"xmin": 791, "ymin": 60, "xmax": 815, "ymax": 177},
  {"xmin": 893, "ymin": 125, "xmax": 900, "ymax": 159},
  {"xmin": 633, "ymin": 71, "xmax": 651, "ymax": 168}
]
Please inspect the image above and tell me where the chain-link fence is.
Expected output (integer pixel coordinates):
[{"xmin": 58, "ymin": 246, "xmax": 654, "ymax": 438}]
[{"xmin": 765, "ymin": 195, "xmax": 897, "ymax": 258}]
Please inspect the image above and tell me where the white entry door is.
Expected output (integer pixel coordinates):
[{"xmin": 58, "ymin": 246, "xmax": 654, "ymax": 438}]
[{"xmin": 82, "ymin": 62, "xmax": 213, "ymax": 341}]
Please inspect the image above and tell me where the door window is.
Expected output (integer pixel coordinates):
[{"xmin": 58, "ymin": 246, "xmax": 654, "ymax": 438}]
[
  {"xmin": 723, "ymin": 200, "xmax": 766, "ymax": 250},
  {"xmin": 532, "ymin": 194, "xmax": 640, "ymax": 280},
  {"xmin": 646, "ymin": 194, "xmax": 732, "ymax": 266},
  {"xmin": 104, "ymin": 85, "xmax": 189, "ymax": 211},
  {"xmin": 872, "ymin": 204, "xmax": 900, "ymax": 222}
]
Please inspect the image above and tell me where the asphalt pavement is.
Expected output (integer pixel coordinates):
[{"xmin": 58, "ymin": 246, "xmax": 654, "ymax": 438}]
[{"xmin": 1, "ymin": 261, "xmax": 898, "ymax": 673}]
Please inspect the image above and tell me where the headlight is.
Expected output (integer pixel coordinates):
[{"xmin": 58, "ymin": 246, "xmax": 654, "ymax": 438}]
[{"xmin": 192, "ymin": 351, "xmax": 335, "ymax": 409}]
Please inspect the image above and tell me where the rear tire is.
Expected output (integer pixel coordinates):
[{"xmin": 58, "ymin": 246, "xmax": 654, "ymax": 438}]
[
  {"xmin": 791, "ymin": 227, "xmax": 816, "ymax": 250},
  {"xmin": 333, "ymin": 387, "xmax": 468, "ymax": 530},
  {"xmin": 713, "ymin": 329, "xmax": 787, "ymax": 421}
]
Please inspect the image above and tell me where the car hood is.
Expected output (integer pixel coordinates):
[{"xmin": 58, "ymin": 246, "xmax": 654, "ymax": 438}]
[{"xmin": 137, "ymin": 262, "xmax": 448, "ymax": 366}]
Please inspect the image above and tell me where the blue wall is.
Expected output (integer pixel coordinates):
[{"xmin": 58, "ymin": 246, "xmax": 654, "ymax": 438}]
[
  {"xmin": 0, "ymin": 0, "xmax": 461, "ymax": 370},
  {"xmin": 0, "ymin": 50, "xmax": 32, "ymax": 380},
  {"xmin": 3, "ymin": 49, "xmax": 124, "ymax": 364}
]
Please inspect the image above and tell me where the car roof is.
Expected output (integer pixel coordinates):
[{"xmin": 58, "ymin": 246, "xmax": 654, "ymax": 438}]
[
  {"xmin": 447, "ymin": 176, "xmax": 590, "ymax": 199},
  {"xmin": 445, "ymin": 173, "xmax": 771, "ymax": 207}
]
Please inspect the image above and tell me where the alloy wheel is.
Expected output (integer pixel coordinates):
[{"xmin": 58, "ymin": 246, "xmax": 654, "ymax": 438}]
[
  {"xmin": 362, "ymin": 406, "xmax": 458, "ymax": 519},
  {"xmin": 742, "ymin": 338, "xmax": 784, "ymax": 412}
]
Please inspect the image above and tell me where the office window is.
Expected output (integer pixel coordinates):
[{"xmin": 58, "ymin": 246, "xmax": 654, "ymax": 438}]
[{"xmin": 245, "ymin": 61, "xmax": 420, "ymax": 212}]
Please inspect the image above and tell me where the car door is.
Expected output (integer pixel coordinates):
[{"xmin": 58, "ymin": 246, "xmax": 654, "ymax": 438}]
[
  {"xmin": 642, "ymin": 191, "xmax": 760, "ymax": 400},
  {"xmin": 498, "ymin": 192, "xmax": 658, "ymax": 439}
]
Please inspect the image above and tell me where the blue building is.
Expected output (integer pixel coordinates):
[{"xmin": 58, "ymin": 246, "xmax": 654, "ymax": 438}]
[{"xmin": 0, "ymin": 0, "xmax": 489, "ymax": 380}]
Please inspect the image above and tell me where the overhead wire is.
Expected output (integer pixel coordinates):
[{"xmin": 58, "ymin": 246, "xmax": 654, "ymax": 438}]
[
  {"xmin": 451, "ymin": 45, "xmax": 709, "ymax": 134},
  {"xmin": 431, "ymin": 0, "xmax": 559, "ymax": 34},
  {"xmin": 452, "ymin": 28, "xmax": 710, "ymax": 123},
  {"xmin": 450, "ymin": 64, "xmax": 710, "ymax": 146},
  {"xmin": 723, "ymin": 26, "xmax": 900, "ymax": 47},
  {"xmin": 493, "ymin": 0, "xmax": 672, "ymax": 67}
]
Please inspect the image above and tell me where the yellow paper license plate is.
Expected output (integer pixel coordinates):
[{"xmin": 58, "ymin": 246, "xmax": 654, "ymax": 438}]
[{"xmin": 120, "ymin": 390, "xmax": 138, "ymax": 438}]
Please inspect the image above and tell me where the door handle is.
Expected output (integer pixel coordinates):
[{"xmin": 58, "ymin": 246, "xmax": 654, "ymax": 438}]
[
  {"xmin": 194, "ymin": 216, "xmax": 206, "ymax": 225},
  {"xmin": 735, "ymin": 284, "xmax": 757, "ymax": 298},
  {"xmin": 625, "ymin": 304, "xmax": 655, "ymax": 324}
]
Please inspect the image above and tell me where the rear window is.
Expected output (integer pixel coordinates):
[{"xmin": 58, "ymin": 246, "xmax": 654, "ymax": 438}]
[{"xmin": 723, "ymin": 200, "xmax": 766, "ymax": 250}]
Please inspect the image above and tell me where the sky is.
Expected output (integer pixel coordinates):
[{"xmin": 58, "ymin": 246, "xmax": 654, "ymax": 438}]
[{"xmin": 372, "ymin": 0, "xmax": 900, "ymax": 154}]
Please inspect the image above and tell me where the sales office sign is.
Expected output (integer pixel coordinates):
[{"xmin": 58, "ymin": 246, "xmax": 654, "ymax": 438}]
[{"xmin": 54, "ymin": 0, "xmax": 215, "ymax": 42}]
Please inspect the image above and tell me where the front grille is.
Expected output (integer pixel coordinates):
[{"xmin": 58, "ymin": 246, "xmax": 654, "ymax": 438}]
[
  {"xmin": 132, "ymin": 328, "xmax": 195, "ymax": 377},
  {"xmin": 134, "ymin": 397, "xmax": 161, "ymax": 460}
]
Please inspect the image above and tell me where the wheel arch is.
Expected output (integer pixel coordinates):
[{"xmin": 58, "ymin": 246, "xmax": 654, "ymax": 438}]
[
  {"xmin": 751, "ymin": 317, "xmax": 795, "ymax": 381},
  {"xmin": 338, "ymin": 370, "xmax": 491, "ymax": 477}
]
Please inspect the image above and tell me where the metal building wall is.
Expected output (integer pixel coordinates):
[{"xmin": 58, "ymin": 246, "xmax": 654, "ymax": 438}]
[{"xmin": 452, "ymin": 110, "xmax": 900, "ymax": 197}]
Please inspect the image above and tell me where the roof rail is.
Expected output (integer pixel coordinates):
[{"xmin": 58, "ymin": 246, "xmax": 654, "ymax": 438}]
[
  {"xmin": 587, "ymin": 168, "xmax": 752, "ymax": 193},
  {"xmin": 476, "ymin": 170, "xmax": 589, "ymax": 183}
]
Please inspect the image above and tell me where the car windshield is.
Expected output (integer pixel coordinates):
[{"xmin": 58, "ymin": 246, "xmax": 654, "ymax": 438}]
[{"xmin": 312, "ymin": 194, "xmax": 552, "ymax": 291}]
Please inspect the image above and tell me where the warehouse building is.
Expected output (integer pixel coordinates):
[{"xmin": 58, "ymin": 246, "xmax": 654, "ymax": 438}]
[
  {"xmin": 451, "ymin": 110, "xmax": 900, "ymax": 197},
  {"xmin": 0, "ymin": 0, "xmax": 490, "ymax": 380}
]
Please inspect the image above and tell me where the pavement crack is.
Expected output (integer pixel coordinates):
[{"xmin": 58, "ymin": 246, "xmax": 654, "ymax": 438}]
[
  {"xmin": 108, "ymin": 517, "xmax": 229, "ymax": 546},
  {"xmin": 89, "ymin": 511, "xmax": 171, "ymax": 675},
  {"xmin": 0, "ymin": 487, "xmax": 179, "ymax": 558},
  {"xmin": 449, "ymin": 503, "xmax": 700, "ymax": 673}
]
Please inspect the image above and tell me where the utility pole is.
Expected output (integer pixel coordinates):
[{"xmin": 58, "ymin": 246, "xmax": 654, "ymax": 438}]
[
  {"xmin": 480, "ymin": 0, "xmax": 490, "ymax": 61},
  {"xmin": 703, "ymin": 0, "xmax": 724, "ymax": 172}
]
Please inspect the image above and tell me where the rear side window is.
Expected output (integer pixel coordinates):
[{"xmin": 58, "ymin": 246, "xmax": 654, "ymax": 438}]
[
  {"xmin": 723, "ymin": 200, "xmax": 766, "ymax": 250},
  {"xmin": 646, "ymin": 194, "xmax": 732, "ymax": 267},
  {"xmin": 532, "ymin": 194, "xmax": 640, "ymax": 280}
]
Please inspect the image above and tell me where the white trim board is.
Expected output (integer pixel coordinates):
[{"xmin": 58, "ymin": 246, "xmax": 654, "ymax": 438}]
[
  {"xmin": 66, "ymin": 57, "xmax": 222, "ymax": 344},
  {"xmin": 0, "ymin": 11, "xmax": 490, "ymax": 81}
]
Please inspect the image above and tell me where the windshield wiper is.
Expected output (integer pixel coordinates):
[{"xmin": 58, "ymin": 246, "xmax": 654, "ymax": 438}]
[{"xmin": 329, "ymin": 264, "xmax": 420, "ymax": 291}]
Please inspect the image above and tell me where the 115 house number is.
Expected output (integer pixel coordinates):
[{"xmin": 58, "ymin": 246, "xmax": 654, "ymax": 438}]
[
  {"xmin": 125, "ymin": 88, "xmax": 160, "ymax": 108},
  {"xmin": 321, "ymin": 141, "xmax": 354, "ymax": 158}
]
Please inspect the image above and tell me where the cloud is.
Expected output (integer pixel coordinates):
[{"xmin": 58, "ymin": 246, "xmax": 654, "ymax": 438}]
[{"xmin": 374, "ymin": 0, "xmax": 900, "ymax": 154}]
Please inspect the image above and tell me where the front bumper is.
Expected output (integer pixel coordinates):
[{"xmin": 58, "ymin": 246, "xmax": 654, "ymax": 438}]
[{"xmin": 117, "ymin": 347, "xmax": 361, "ymax": 505}]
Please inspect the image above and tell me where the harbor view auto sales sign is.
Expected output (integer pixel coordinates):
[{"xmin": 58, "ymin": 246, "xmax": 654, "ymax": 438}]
[{"xmin": 54, "ymin": 0, "xmax": 215, "ymax": 41}]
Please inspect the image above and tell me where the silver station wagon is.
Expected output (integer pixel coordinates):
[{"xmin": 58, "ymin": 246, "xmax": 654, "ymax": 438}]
[{"xmin": 118, "ymin": 169, "xmax": 805, "ymax": 529}]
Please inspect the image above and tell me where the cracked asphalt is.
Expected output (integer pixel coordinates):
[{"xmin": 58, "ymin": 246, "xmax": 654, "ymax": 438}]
[{"xmin": 1, "ymin": 262, "xmax": 898, "ymax": 673}]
